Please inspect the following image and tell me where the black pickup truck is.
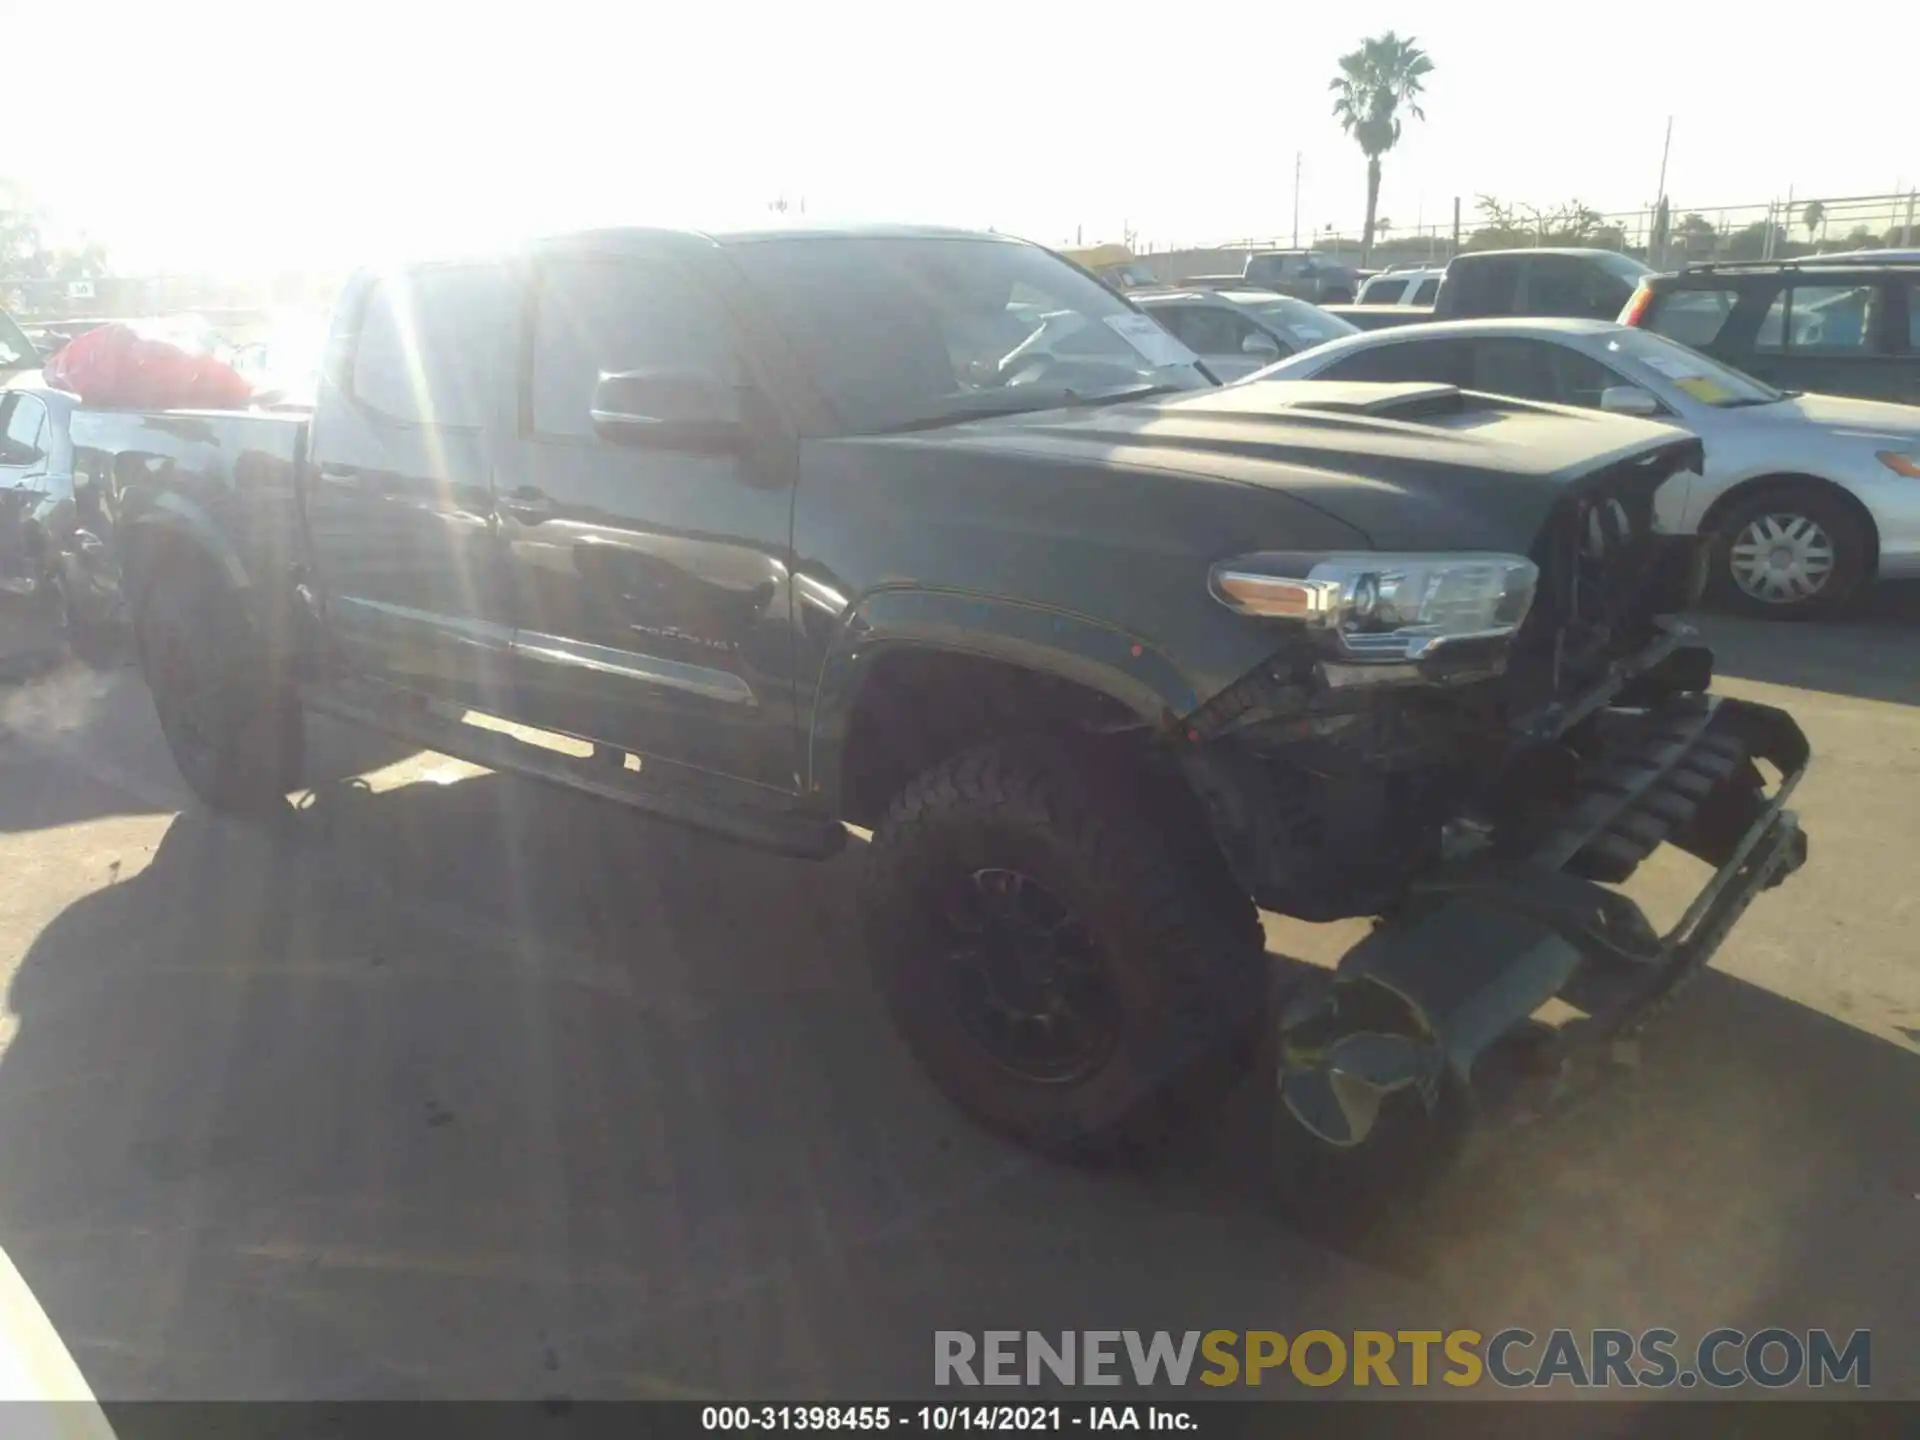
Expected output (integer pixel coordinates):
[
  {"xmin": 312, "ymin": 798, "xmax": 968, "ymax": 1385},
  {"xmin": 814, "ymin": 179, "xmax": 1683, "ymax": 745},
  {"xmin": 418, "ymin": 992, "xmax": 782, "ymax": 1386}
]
[
  {"xmin": 1326, "ymin": 248, "xmax": 1656, "ymax": 333},
  {"xmin": 73, "ymin": 224, "xmax": 1809, "ymax": 1198}
]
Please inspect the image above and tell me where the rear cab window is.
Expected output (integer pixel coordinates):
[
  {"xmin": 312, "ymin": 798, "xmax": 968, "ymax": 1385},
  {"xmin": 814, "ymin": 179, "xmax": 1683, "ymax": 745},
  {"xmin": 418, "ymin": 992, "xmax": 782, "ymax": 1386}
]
[
  {"xmin": 0, "ymin": 393, "xmax": 49, "ymax": 465},
  {"xmin": 1522, "ymin": 256, "xmax": 1638, "ymax": 320},
  {"xmin": 1442, "ymin": 256, "xmax": 1518, "ymax": 315},
  {"xmin": 351, "ymin": 264, "xmax": 510, "ymax": 427}
]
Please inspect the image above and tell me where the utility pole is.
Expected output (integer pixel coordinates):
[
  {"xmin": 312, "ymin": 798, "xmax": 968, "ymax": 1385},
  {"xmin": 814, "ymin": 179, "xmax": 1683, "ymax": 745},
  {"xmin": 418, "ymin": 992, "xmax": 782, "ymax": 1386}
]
[
  {"xmin": 1451, "ymin": 196, "xmax": 1461, "ymax": 256},
  {"xmin": 1654, "ymin": 116, "xmax": 1673, "ymax": 213},
  {"xmin": 1291, "ymin": 152, "xmax": 1302, "ymax": 249}
]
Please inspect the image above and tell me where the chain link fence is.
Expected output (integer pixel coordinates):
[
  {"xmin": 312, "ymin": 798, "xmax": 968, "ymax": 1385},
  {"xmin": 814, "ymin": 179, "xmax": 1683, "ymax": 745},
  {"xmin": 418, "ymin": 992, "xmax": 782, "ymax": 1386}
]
[{"xmin": 1133, "ymin": 189, "xmax": 1919, "ymax": 277}]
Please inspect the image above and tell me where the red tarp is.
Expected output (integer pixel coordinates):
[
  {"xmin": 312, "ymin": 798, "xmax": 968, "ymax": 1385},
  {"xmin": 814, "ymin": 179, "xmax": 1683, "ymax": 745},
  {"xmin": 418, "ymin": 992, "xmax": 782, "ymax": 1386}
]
[{"xmin": 43, "ymin": 322, "xmax": 254, "ymax": 409}]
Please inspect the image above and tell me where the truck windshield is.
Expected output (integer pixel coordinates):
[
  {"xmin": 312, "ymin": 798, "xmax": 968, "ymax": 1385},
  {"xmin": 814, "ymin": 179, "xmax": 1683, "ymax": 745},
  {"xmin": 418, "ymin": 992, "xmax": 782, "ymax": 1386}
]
[{"xmin": 725, "ymin": 236, "xmax": 1214, "ymax": 435}]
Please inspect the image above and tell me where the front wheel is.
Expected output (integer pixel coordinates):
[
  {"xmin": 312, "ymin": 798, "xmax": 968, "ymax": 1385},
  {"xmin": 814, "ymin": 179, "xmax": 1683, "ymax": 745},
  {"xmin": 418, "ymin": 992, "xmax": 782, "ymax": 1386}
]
[
  {"xmin": 861, "ymin": 739, "xmax": 1267, "ymax": 1161},
  {"xmin": 1709, "ymin": 487, "xmax": 1870, "ymax": 619},
  {"xmin": 137, "ymin": 562, "xmax": 303, "ymax": 813}
]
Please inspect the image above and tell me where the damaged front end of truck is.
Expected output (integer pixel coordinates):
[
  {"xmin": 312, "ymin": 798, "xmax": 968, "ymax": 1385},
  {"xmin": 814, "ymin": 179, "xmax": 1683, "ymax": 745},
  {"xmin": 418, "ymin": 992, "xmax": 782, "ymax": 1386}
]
[{"xmin": 1176, "ymin": 430, "xmax": 1810, "ymax": 1197}]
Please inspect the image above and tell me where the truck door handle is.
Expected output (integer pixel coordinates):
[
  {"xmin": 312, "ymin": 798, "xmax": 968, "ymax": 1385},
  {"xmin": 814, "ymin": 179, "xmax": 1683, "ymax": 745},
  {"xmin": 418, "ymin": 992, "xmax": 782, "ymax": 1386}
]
[{"xmin": 501, "ymin": 489, "xmax": 555, "ymax": 523}]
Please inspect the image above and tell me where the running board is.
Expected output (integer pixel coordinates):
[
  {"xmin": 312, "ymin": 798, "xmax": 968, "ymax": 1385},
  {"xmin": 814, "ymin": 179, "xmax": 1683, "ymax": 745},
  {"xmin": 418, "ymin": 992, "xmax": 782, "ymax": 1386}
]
[{"xmin": 298, "ymin": 678, "xmax": 846, "ymax": 861}]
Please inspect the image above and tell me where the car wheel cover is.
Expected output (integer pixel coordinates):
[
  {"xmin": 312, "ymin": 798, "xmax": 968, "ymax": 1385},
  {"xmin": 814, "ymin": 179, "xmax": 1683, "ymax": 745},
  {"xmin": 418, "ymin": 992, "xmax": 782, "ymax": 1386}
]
[{"xmin": 1728, "ymin": 511, "xmax": 1836, "ymax": 604}]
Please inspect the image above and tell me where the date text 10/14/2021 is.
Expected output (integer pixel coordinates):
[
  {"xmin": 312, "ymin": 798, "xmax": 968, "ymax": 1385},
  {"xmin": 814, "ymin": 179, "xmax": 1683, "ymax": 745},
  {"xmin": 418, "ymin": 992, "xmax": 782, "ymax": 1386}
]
[{"xmin": 702, "ymin": 1407, "xmax": 1189, "ymax": 1432}]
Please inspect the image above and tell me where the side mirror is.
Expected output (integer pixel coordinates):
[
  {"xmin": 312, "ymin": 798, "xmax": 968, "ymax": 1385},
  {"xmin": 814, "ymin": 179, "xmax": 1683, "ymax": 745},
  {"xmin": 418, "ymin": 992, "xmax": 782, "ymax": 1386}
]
[
  {"xmin": 1600, "ymin": 385, "xmax": 1660, "ymax": 417},
  {"xmin": 590, "ymin": 368, "xmax": 742, "ymax": 450},
  {"xmin": 1241, "ymin": 333, "xmax": 1284, "ymax": 359}
]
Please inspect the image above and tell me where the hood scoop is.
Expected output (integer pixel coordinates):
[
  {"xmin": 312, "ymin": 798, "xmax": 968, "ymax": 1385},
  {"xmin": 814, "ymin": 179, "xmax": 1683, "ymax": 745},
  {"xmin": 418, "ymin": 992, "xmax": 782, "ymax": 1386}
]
[{"xmin": 1270, "ymin": 382, "xmax": 1469, "ymax": 421}]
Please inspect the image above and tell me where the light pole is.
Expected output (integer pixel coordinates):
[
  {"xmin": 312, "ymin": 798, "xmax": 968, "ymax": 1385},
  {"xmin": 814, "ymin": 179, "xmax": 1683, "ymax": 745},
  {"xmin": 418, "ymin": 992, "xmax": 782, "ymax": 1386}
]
[{"xmin": 1292, "ymin": 152, "xmax": 1302, "ymax": 249}]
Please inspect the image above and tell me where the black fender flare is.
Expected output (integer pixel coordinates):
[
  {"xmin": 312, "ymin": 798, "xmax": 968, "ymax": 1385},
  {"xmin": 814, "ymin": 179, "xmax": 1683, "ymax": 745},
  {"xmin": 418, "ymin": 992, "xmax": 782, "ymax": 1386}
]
[
  {"xmin": 802, "ymin": 586, "xmax": 1202, "ymax": 803},
  {"xmin": 120, "ymin": 494, "xmax": 255, "ymax": 642}
]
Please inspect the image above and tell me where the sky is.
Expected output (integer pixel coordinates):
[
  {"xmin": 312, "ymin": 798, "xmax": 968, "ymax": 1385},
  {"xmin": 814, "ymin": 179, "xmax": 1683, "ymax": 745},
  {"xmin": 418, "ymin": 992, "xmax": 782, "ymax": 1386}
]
[{"xmin": 4, "ymin": 0, "xmax": 1916, "ymax": 276}]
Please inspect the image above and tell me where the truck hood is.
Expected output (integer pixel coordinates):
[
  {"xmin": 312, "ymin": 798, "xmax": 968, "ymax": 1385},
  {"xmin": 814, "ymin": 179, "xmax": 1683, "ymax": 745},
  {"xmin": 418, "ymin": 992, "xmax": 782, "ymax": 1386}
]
[
  {"xmin": 850, "ymin": 381, "xmax": 1699, "ymax": 553},
  {"xmin": 1763, "ymin": 390, "xmax": 1920, "ymax": 439}
]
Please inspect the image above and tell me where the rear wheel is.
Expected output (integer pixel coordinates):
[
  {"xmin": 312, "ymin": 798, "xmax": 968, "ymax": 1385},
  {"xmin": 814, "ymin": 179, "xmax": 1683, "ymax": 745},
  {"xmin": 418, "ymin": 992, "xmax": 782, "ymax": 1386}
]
[
  {"xmin": 1709, "ymin": 486, "xmax": 1869, "ymax": 619},
  {"xmin": 137, "ymin": 561, "xmax": 303, "ymax": 813},
  {"xmin": 862, "ymin": 739, "xmax": 1267, "ymax": 1160}
]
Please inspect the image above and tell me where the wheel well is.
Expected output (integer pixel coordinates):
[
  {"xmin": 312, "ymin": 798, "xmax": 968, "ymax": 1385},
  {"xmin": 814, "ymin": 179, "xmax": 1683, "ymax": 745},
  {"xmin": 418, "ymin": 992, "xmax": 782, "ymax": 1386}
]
[
  {"xmin": 1698, "ymin": 473, "xmax": 1881, "ymax": 579},
  {"xmin": 129, "ymin": 528, "xmax": 217, "ymax": 606},
  {"xmin": 124, "ymin": 529, "xmax": 231, "ymax": 661},
  {"xmin": 837, "ymin": 648, "xmax": 1160, "ymax": 829}
]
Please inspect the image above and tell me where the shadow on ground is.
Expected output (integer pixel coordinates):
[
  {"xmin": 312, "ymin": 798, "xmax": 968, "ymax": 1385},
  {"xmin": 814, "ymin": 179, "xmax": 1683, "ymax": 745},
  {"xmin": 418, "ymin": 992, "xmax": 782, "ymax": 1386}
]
[
  {"xmin": 0, "ymin": 653, "xmax": 418, "ymax": 836},
  {"xmin": 1287, "ymin": 968, "xmax": 1920, "ymax": 1354},
  {"xmin": 0, "ymin": 751, "xmax": 1914, "ymax": 1399},
  {"xmin": 0, "ymin": 768, "xmax": 1353, "ymax": 1400},
  {"xmin": 1702, "ymin": 580, "xmax": 1920, "ymax": 706}
]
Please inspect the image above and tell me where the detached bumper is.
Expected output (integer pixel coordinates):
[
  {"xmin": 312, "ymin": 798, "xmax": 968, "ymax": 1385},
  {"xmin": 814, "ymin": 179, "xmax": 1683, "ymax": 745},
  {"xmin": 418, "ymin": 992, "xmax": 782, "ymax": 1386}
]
[{"xmin": 1277, "ymin": 695, "xmax": 1809, "ymax": 1152}]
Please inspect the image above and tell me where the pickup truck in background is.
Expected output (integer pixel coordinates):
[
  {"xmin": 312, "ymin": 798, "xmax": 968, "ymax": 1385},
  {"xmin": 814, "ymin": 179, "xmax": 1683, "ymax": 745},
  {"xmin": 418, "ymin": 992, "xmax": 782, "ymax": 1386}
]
[
  {"xmin": 63, "ymin": 223, "xmax": 1810, "ymax": 1205},
  {"xmin": 1182, "ymin": 249, "xmax": 1361, "ymax": 304},
  {"xmin": 1325, "ymin": 247, "xmax": 1656, "ymax": 331}
]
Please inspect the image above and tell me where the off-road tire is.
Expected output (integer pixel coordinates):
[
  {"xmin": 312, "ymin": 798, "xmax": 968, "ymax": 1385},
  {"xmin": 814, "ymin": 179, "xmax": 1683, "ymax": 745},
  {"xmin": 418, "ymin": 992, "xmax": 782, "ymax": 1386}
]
[
  {"xmin": 136, "ymin": 561, "xmax": 303, "ymax": 813},
  {"xmin": 862, "ymin": 738, "xmax": 1266, "ymax": 1161},
  {"xmin": 1708, "ymin": 485, "xmax": 1870, "ymax": 620}
]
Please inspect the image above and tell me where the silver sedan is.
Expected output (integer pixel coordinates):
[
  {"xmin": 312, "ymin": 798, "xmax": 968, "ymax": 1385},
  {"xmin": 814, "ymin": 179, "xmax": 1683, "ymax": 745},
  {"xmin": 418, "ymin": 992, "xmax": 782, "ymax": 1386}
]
[{"xmin": 1250, "ymin": 317, "xmax": 1920, "ymax": 617}]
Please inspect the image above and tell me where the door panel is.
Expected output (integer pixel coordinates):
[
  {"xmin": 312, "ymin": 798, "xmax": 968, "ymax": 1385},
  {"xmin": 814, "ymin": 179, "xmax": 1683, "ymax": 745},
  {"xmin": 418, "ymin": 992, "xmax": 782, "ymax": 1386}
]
[
  {"xmin": 302, "ymin": 265, "xmax": 517, "ymax": 710},
  {"xmin": 494, "ymin": 253, "xmax": 800, "ymax": 792}
]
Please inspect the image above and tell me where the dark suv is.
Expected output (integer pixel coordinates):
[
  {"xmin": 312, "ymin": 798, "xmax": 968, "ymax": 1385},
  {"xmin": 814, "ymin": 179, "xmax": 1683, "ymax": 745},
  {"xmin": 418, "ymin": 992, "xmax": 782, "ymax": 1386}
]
[{"xmin": 1621, "ymin": 259, "xmax": 1920, "ymax": 405}]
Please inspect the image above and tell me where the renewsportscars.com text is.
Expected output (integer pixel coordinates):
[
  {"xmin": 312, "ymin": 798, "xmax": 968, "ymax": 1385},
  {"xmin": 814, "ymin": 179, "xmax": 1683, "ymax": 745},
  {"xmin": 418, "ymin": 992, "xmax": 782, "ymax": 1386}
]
[{"xmin": 934, "ymin": 1328, "xmax": 1871, "ymax": 1390}]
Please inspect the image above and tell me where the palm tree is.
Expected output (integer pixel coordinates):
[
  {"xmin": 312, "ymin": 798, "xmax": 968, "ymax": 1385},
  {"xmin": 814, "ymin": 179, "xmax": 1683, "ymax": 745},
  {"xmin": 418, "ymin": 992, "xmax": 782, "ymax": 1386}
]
[
  {"xmin": 1802, "ymin": 200, "xmax": 1826, "ymax": 248},
  {"xmin": 1330, "ymin": 33, "xmax": 1433, "ymax": 266}
]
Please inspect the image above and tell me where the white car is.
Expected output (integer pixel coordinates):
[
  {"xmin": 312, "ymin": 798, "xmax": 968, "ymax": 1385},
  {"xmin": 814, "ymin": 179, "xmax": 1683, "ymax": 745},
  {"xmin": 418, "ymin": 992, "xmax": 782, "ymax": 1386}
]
[
  {"xmin": 1354, "ymin": 267, "xmax": 1445, "ymax": 307},
  {"xmin": 1250, "ymin": 317, "xmax": 1920, "ymax": 617}
]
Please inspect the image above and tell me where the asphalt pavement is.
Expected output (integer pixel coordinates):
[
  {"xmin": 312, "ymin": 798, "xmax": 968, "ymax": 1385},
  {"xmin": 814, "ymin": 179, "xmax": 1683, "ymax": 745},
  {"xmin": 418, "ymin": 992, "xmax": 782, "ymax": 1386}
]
[{"xmin": 0, "ymin": 595, "xmax": 1914, "ymax": 1402}]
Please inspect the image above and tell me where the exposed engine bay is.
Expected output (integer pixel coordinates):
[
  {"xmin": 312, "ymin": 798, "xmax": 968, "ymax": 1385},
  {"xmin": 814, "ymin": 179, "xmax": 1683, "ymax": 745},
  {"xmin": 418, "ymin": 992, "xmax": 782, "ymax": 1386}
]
[
  {"xmin": 1181, "ymin": 441, "xmax": 1729, "ymax": 924},
  {"xmin": 1174, "ymin": 439, "xmax": 1812, "ymax": 1183}
]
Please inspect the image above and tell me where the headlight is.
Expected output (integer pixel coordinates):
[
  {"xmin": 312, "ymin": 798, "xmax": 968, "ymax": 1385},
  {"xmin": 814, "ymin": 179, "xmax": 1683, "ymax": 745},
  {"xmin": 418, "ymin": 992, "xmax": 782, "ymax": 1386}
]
[
  {"xmin": 1209, "ymin": 552, "xmax": 1540, "ymax": 662},
  {"xmin": 1876, "ymin": 449, "xmax": 1920, "ymax": 478}
]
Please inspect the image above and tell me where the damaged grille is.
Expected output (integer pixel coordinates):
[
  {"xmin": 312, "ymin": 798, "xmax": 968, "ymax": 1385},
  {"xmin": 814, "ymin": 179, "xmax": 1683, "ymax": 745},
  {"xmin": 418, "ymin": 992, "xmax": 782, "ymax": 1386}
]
[
  {"xmin": 1508, "ymin": 438, "xmax": 1709, "ymax": 704},
  {"xmin": 1536, "ymin": 701, "xmax": 1754, "ymax": 883}
]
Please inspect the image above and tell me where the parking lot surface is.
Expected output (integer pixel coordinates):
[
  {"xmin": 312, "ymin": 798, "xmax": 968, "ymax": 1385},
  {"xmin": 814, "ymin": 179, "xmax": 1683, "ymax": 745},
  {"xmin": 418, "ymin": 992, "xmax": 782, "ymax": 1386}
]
[{"xmin": 0, "ymin": 595, "xmax": 1914, "ymax": 1401}]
